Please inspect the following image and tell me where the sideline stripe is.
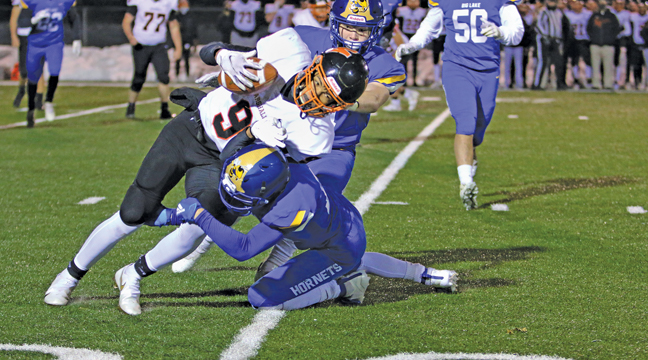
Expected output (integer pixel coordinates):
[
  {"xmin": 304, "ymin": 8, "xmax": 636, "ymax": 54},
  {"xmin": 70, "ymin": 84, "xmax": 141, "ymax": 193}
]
[
  {"xmin": 0, "ymin": 98, "xmax": 160, "ymax": 130},
  {"xmin": 219, "ymin": 310, "xmax": 286, "ymax": 360},
  {"xmin": 0, "ymin": 344, "xmax": 123, "ymax": 360},
  {"xmin": 364, "ymin": 352, "xmax": 573, "ymax": 360},
  {"xmin": 219, "ymin": 108, "xmax": 451, "ymax": 360}
]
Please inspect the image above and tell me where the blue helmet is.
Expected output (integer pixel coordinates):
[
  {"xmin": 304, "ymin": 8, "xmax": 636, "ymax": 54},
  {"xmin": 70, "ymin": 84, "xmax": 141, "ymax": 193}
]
[
  {"xmin": 330, "ymin": 0, "xmax": 384, "ymax": 53},
  {"xmin": 219, "ymin": 144, "xmax": 291, "ymax": 216}
]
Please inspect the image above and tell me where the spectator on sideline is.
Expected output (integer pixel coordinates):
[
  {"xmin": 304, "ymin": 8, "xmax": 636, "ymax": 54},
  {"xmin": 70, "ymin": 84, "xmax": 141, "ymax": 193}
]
[
  {"xmin": 122, "ymin": 0, "xmax": 182, "ymax": 119},
  {"xmin": 628, "ymin": 1, "xmax": 648, "ymax": 89},
  {"xmin": 533, "ymin": 0, "xmax": 570, "ymax": 90},
  {"xmin": 504, "ymin": 5, "xmax": 529, "ymax": 89},
  {"xmin": 292, "ymin": 0, "xmax": 330, "ymax": 28},
  {"xmin": 228, "ymin": 0, "xmax": 265, "ymax": 47},
  {"xmin": 611, "ymin": 0, "xmax": 632, "ymax": 88},
  {"xmin": 265, "ymin": 0, "xmax": 295, "ymax": 33},
  {"xmin": 564, "ymin": 0, "xmax": 592, "ymax": 88},
  {"xmin": 175, "ymin": 0, "xmax": 198, "ymax": 82},
  {"xmin": 587, "ymin": 0, "xmax": 620, "ymax": 89},
  {"xmin": 397, "ymin": 0, "xmax": 428, "ymax": 86}
]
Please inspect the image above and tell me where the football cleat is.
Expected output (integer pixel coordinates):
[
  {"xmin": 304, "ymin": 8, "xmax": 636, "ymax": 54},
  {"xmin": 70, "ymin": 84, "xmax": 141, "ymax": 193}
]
[
  {"xmin": 13, "ymin": 86, "xmax": 25, "ymax": 108},
  {"xmin": 337, "ymin": 270, "xmax": 370, "ymax": 305},
  {"xmin": 44, "ymin": 269, "xmax": 79, "ymax": 306},
  {"xmin": 115, "ymin": 264, "xmax": 142, "ymax": 316},
  {"xmin": 171, "ymin": 238, "xmax": 214, "ymax": 273},
  {"xmin": 421, "ymin": 268, "xmax": 458, "ymax": 293},
  {"xmin": 160, "ymin": 107, "xmax": 172, "ymax": 120},
  {"xmin": 26, "ymin": 110, "xmax": 35, "ymax": 128},
  {"xmin": 382, "ymin": 99, "xmax": 402, "ymax": 112},
  {"xmin": 405, "ymin": 89, "xmax": 420, "ymax": 111},
  {"xmin": 125, "ymin": 103, "xmax": 135, "ymax": 119},
  {"xmin": 459, "ymin": 181, "xmax": 479, "ymax": 210},
  {"xmin": 44, "ymin": 102, "xmax": 55, "ymax": 121}
]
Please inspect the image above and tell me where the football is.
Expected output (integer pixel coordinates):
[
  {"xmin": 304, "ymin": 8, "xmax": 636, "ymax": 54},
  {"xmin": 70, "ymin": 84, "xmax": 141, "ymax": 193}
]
[{"xmin": 220, "ymin": 58, "xmax": 279, "ymax": 95}]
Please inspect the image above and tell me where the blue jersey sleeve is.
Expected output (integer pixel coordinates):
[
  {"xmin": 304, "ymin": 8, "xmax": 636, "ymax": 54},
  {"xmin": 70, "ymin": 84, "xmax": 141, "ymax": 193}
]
[{"xmin": 364, "ymin": 48, "xmax": 407, "ymax": 94}]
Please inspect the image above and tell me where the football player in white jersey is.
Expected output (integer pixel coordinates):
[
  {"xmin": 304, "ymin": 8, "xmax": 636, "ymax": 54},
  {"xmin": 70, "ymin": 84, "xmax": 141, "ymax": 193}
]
[
  {"xmin": 565, "ymin": 0, "xmax": 593, "ymax": 88},
  {"xmin": 229, "ymin": 0, "xmax": 264, "ymax": 47},
  {"xmin": 265, "ymin": 0, "xmax": 295, "ymax": 33},
  {"xmin": 292, "ymin": 0, "xmax": 330, "ymax": 28},
  {"xmin": 43, "ymin": 29, "xmax": 369, "ymax": 312},
  {"xmin": 122, "ymin": 0, "xmax": 182, "ymax": 119}
]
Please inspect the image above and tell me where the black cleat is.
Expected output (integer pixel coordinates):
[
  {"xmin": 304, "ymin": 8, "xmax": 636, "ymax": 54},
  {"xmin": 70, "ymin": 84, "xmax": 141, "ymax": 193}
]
[
  {"xmin": 126, "ymin": 103, "xmax": 136, "ymax": 119},
  {"xmin": 26, "ymin": 110, "xmax": 35, "ymax": 128},
  {"xmin": 13, "ymin": 87, "xmax": 25, "ymax": 108}
]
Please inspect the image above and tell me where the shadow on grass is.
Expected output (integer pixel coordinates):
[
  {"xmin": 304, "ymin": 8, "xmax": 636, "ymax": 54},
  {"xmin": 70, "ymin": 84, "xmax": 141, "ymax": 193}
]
[
  {"xmin": 364, "ymin": 131, "xmax": 504, "ymax": 146},
  {"xmin": 479, "ymin": 176, "xmax": 636, "ymax": 208},
  {"xmin": 115, "ymin": 246, "xmax": 543, "ymax": 310}
]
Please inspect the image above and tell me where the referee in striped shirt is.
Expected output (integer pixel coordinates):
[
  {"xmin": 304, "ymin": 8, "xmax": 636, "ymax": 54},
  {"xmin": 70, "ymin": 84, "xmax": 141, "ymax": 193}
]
[{"xmin": 533, "ymin": 0, "xmax": 570, "ymax": 90}]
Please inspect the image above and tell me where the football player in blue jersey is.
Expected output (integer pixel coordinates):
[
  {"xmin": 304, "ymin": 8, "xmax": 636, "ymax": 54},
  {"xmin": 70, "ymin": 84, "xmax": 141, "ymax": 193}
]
[
  {"xmin": 395, "ymin": 0, "xmax": 524, "ymax": 210},
  {"xmin": 21, "ymin": 0, "xmax": 81, "ymax": 128}
]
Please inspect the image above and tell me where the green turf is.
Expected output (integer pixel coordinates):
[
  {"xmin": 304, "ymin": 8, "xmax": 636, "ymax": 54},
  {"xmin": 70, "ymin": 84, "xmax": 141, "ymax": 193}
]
[{"xmin": 0, "ymin": 84, "xmax": 646, "ymax": 359}]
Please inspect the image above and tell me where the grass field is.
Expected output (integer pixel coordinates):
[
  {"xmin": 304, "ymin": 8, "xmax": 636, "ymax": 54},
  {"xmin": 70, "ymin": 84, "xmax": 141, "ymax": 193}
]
[{"xmin": 0, "ymin": 83, "xmax": 647, "ymax": 360}]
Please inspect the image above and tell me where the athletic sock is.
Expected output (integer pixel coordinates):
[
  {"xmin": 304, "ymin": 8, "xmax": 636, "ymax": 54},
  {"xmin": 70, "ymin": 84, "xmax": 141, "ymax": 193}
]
[
  {"xmin": 134, "ymin": 254, "xmax": 157, "ymax": 277},
  {"xmin": 358, "ymin": 252, "xmax": 425, "ymax": 282},
  {"xmin": 28, "ymin": 83, "xmax": 38, "ymax": 111},
  {"xmin": 457, "ymin": 164, "xmax": 473, "ymax": 184},
  {"xmin": 35, "ymin": 93, "xmax": 43, "ymax": 110},
  {"xmin": 46, "ymin": 75, "xmax": 59, "ymax": 102},
  {"xmin": 144, "ymin": 223, "xmax": 206, "ymax": 270},
  {"xmin": 67, "ymin": 259, "xmax": 88, "ymax": 280}
]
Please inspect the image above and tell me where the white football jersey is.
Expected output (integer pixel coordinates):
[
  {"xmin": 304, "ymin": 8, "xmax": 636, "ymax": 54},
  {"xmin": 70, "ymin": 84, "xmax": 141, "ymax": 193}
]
[
  {"xmin": 12, "ymin": 0, "xmax": 21, "ymax": 6},
  {"xmin": 292, "ymin": 8, "xmax": 326, "ymax": 28},
  {"xmin": 128, "ymin": 0, "xmax": 178, "ymax": 45},
  {"xmin": 630, "ymin": 12, "xmax": 648, "ymax": 45},
  {"xmin": 266, "ymin": 3, "xmax": 295, "ymax": 33},
  {"xmin": 612, "ymin": 9, "xmax": 632, "ymax": 38},
  {"xmin": 565, "ymin": 9, "xmax": 591, "ymax": 41},
  {"xmin": 397, "ymin": 6, "xmax": 427, "ymax": 35},
  {"xmin": 231, "ymin": 0, "xmax": 261, "ymax": 32},
  {"xmin": 198, "ymin": 28, "xmax": 334, "ymax": 162}
]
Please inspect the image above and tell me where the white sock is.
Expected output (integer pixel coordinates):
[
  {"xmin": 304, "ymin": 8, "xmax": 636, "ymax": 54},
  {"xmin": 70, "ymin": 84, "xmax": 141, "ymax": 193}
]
[
  {"xmin": 457, "ymin": 164, "xmax": 473, "ymax": 185},
  {"xmin": 403, "ymin": 88, "xmax": 413, "ymax": 98},
  {"xmin": 265, "ymin": 239, "xmax": 297, "ymax": 268},
  {"xmin": 74, "ymin": 211, "xmax": 141, "ymax": 270},
  {"xmin": 145, "ymin": 224, "xmax": 206, "ymax": 270}
]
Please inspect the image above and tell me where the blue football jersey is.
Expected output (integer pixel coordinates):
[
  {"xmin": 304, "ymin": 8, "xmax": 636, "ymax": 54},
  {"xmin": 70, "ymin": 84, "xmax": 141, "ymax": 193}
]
[
  {"xmin": 294, "ymin": 26, "xmax": 406, "ymax": 149},
  {"xmin": 257, "ymin": 163, "xmax": 361, "ymax": 251},
  {"xmin": 22, "ymin": 0, "xmax": 76, "ymax": 47},
  {"xmin": 430, "ymin": 0, "xmax": 513, "ymax": 70}
]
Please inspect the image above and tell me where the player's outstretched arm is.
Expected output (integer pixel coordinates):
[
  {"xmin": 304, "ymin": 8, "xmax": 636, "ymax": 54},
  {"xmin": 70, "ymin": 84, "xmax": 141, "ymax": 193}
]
[
  {"xmin": 484, "ymin": 4, "xmax": 524, "ymax": 45},
  {"xmin": 395, "ymin": 7, "xmax": 443, "ymax": 61}
]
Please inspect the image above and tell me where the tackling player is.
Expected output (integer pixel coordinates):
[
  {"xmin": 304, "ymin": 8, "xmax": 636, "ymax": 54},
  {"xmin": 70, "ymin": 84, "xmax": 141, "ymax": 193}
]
[
  {"xmin": 43, "ymin": 29, "xmax": 368, "ymax": 310},
  {"xmin": 122, "ymin": 0, "xmax": 182, "ymax": 119},
  {"xmin": 21, "ymin": 0, "xmax": 82, "ymax": 127},
  {"xmin": 395, "ymin": 0, "xmax": 524, "ymax": 210}
]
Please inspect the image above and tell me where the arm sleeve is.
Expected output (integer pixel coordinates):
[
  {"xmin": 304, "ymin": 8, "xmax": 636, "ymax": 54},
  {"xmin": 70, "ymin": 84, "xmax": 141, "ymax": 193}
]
[
  {"xmin": 65, "ymin": 6, "xmax": 82, "ymax": 41},
  {"xmin": 199, "ymin": 42, "xmax": 256, "ymax": 65},
  {"xmin": 408, "ymin": 7, "xmax": 443, "ymax": 49},
  {"xmin": 194, "ymin": 211, "xmax": 285, "ymax": 262},
  {"xmin": 498, "ymin": 4, "xmax": 524, "ymax": 45}
]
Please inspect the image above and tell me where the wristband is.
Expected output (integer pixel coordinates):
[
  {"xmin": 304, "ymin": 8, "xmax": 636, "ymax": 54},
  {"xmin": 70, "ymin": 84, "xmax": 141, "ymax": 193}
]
[{"xmin": 347, "ymin": 101, "xmax": 360, "ymax": 112}]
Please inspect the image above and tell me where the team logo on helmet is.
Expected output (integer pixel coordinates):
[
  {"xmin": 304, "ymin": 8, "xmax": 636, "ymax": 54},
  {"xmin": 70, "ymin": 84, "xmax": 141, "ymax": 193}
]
[
  {"xmin": 340, "ymin": 0, "xmax": 374, "ymax": 21},
  {"xmin": 224, "ymin": 147, "xmax": 276, "ymax": 192}
]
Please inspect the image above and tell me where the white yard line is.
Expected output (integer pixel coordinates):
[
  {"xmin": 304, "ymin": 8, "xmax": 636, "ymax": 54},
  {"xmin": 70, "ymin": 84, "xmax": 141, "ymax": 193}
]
[
  {"xmin": 219, "ymin": 108, "xmax": 452, "ymax": 360},
  {"xmin": 0, "ymin": 98, "xmax": 160, "ymax": 130}
]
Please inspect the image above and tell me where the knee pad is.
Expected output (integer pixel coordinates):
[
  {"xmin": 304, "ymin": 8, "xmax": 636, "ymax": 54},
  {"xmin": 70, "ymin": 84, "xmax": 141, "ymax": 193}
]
[
  {"xmin": 119, "ymin": 185, "xmax": 162, "ymax": 226},
  {"xmin": 158, "ymin": 73, "xmax": 170, "ymax": 85},
  {"xmin": 130, "ymin": 75, "xmax": 146, "ymax": 92}
]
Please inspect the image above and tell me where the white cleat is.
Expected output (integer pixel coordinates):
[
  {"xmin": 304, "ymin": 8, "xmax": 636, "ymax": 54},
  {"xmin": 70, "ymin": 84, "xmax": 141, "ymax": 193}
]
[
  {"xmin": 382, "ymin": 100, "xmax": 402, "ymax": 112},
  {"xmin": 44, "ymin": 269, "xmax": 79, "ymax": 306},
  {"xmin": 421, "ymin": 268, "xmax": 458, "ymax": 293},
  {"xmin": 406, "ymin": 89, "xmax": 420, "ymax": 111},
  {"xmin": 459, "ymin": 181, "xmax": 479, "ymax": 210},
  {"xmin": 337, "ymin": 270, "xmax": 370, "ymax": 304},
  {"xmin": 44, "ymin": 102, "xmax": 55, "ymax": 121},
  {"xmin": 115, "ymin": 264, "xmax": 142, "ymax": 316},
  {"xmin": 171, "ymin": 237, "xmax": 214, "ymax": 273}
]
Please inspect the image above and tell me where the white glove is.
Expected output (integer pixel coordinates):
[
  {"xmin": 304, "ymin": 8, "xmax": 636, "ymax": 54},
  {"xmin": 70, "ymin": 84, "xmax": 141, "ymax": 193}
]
[
  {"xmin": 72, "ymin": 40, "xmax": 82, "ymax": 56},
  {"xmin": 480, "ymin": 20, "xmax": 503, "ymax": 39},
  {"xmin": 195, "ymin": 71, "xmax": 222, "ymax": 88},
  {"xmin": 31, "ymin": 9, "xmax": 50, "ymax": 25},
  {"xmin": 215, "ymin": 49, "xmax": 264, "ymax": 91},
  {"xmin": 250, "ymin": 118, "xmax": 287, "ymax": 148},
  {"xmin": 395, "ymin": 42, "xmax": 422, "ymax": 62}
]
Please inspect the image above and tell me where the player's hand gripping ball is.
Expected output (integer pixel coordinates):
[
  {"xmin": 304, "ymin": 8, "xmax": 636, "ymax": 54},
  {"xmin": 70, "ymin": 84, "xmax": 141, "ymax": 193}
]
[{"xmin": 220, "ymin": 57, "xmax": 279, "ymax": 95}]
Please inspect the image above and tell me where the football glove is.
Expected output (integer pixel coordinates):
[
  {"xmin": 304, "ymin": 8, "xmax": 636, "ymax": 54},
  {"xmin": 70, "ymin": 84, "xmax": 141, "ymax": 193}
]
[
  {"xmin": 215, "ymin": 49, "xmax": 264, "ymax": 91},
  {"xmin": 250, "ymin": 118, "xmax": 287, "ymax": 148},
  {"xmin": 72, "ymin": 40, "xmax": 82, "ymax": 56},
  {"xmin": 31, "ymin": 9, "xmax": 50, "ymax": 25},
  {"xmin": 480, "ymin": 20, "xmax": 503, "ymax": 39},
  {"xmin": 195, "ymin": 71, "xmax": 222, "ymax": 88},
  {"xmin": 395, "ymin": 42, "xmax": 422, "ymax": 62},
  {"xmin": 176, "ymin": 198, "xmax": 204, "ymax": 224}
]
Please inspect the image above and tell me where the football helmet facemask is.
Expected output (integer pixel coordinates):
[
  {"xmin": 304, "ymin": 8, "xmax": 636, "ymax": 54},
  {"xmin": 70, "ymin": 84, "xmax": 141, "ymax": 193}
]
[
  {"xmin": 293, "ymin": 47, "xmax": 369, "ymax": 118},
  {"xmin": 330, "ymin": 0, "xmax": 384, "ymax": 53},
  {"xmin": 219, "ymin": 144, "xmax": 291, "ymax": 217}
]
